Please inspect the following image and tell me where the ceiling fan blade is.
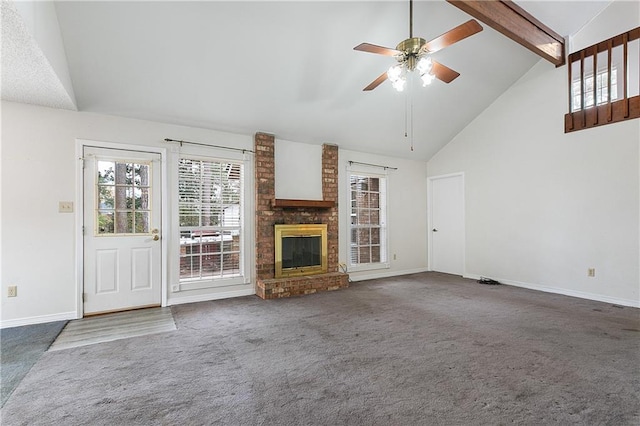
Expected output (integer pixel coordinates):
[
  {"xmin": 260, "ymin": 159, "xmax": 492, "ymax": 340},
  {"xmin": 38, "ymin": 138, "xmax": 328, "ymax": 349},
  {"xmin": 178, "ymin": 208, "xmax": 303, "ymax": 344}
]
[
  {"xmin": 420, "ymin": 19, "xmax": 483, "ymax": 54},
  {"xmin": 354, "ymin": 43, "xmax": 401, "ymax": 57},
  {"xmin": 431, "ymin": 61, "xmax": 460, "ymax": 84},
  {"xmin": 363, "ymin": 71, "xmax": 388, "ymax": 91}
]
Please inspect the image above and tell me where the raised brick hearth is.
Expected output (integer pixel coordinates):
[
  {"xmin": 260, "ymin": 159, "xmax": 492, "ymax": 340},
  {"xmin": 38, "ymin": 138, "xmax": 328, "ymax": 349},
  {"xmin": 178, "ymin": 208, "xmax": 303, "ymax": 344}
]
[{"xmin": 254, "ymin": 133, "xmax": 348, "ymax": 299}]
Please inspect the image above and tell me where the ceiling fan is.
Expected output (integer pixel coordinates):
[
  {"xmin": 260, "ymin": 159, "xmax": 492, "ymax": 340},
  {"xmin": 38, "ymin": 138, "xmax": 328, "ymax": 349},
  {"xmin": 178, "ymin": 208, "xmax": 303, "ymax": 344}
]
[{"xmin": 354, "ymin": 0, "xmax": 483, "ymax": 91}]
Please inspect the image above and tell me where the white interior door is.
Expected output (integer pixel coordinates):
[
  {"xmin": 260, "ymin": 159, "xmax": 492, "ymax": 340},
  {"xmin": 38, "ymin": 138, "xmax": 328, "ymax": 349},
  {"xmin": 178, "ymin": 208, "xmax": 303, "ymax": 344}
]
[
  {"xmin": 430, "ymin": 174, "xmax": 464, "ymax": 275},
  {"xmin": 83, "ymin": 146, "xmax": 162, "ymax": 315}
]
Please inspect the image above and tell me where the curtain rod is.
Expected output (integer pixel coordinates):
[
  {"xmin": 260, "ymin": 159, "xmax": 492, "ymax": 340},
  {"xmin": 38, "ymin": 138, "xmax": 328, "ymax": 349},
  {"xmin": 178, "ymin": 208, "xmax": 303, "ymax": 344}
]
[
  {"xmin": 348, "ymin": 160, "xmax": 398, "ymax": 171},
  {"xmin": 164, "ymin": 138, "xmax": 254, "ymax": 154}
]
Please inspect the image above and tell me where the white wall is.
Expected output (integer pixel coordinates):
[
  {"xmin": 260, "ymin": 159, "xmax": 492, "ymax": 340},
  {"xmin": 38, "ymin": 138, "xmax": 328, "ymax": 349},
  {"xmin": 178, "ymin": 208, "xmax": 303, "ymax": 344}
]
[
  {"xmin": 1, "ymin": 101, "xmax": 254, "ymax": 327},
  {"xmin": 427, "ymin": 0, "xmax": 640, "ymax": 307},
  {"xmin": 1, "ymin": 101, "xmax": 431, "ymax": 327},
  {"xmin": 339, "ymin": 149, "xmax": 429, "ymax": 281}
]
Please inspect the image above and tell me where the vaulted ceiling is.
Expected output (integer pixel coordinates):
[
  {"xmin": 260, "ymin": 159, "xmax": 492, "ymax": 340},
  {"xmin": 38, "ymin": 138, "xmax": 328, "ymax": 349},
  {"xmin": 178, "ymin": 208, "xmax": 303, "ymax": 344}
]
[{"xmin": 2, "ymin": 1, "xmax": 612, "ymax": 160}]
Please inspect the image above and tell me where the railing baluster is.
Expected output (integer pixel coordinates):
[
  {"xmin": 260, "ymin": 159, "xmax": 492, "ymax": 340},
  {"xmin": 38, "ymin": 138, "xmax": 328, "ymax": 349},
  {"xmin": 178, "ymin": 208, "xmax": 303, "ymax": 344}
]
[
  {"xmin": 623, "ymin": 33, "xmax": 629, "ymax": 118},
  {"xmin": 593, "ymin": 49, "xmax": 598, "ymax": 124},
  {"xmin": 580, "ymin": 50, "xmax": 585, "ymax": 127},
  {"xmin": 607, "ymin": 39, "xmax": 612, "ymax": 121},
  {"xmin": 568, "ymin": 54, "xmax": 573, "ymax": 130}
]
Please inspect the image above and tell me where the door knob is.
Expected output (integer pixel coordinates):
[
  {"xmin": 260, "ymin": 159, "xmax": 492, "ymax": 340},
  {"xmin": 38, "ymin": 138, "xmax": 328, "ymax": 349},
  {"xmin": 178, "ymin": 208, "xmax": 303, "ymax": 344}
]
[
  {"xmin": 432, "ymin": 228, "xmax": 438, "ymax": 232},
  {"xmin": 151, "ymin": 228, "xmax": 159, "ymax": 234},
  {"xmin": 153, "ymin": 235, "xmax": 160, "ymax": 241}
]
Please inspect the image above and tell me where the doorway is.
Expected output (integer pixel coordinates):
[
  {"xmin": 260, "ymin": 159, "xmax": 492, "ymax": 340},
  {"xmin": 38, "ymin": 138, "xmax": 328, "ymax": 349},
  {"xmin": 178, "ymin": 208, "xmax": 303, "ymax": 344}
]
[
  {"xmin": 428, "ymin": 173, "xmax": 465, "ymax": 276},
  {"xmin": 81, "ymin": 144, "xmax": 164, "ymax": 315}
]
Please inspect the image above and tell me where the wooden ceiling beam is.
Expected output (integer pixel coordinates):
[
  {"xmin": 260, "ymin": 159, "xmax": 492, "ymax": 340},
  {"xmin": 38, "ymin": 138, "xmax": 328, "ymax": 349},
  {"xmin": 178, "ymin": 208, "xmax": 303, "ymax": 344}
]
[{"xmin": 447, "ymin": 0, "xmax": 565, "ymax": 67}]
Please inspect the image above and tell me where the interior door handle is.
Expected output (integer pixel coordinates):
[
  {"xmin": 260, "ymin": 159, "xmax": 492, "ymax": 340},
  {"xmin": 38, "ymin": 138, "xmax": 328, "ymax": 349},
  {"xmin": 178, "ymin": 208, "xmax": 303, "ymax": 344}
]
[
  {"xmin": 432, "ymin": 228, "xmax": 438, "ymax": 232},
  {"xmin": 153, "ymin": 235, "xmax": 160, "ymax": 241}
]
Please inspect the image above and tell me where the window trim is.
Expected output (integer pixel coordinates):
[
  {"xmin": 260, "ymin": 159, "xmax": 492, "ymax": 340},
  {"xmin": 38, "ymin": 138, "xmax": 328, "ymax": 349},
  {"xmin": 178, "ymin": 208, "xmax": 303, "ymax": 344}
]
[{"xmin": 346, "ymin": 165, "xmax": 390, "ymax": 273}]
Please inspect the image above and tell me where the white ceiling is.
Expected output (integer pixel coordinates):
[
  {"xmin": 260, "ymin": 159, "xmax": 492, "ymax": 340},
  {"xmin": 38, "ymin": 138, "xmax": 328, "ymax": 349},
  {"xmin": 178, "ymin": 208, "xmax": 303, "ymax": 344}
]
[{"xmin": 4, "ymin": 1, "xmax": 612, "ymax": 160}]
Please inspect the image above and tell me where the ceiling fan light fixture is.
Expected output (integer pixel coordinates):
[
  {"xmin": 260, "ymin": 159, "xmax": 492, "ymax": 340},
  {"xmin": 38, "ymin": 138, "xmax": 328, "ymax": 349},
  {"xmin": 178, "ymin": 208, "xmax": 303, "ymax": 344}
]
[
  {"xmin": 387, "ymin": 64, "xmax": 407, "ymax": 92},
  {"xmin": 391, "ymin": 77, "xmax": 407, "ymax": 92},
  {"xmin": 416, "ymin": 56, "xmax": 432, "ymax": 74},
  {"xmin": 387, "ymin": 64, "xmax": 404, "ymax": 82},
  {"xmin": 420, "ymin": 72, "xmax": 435, "ymax": 87}
]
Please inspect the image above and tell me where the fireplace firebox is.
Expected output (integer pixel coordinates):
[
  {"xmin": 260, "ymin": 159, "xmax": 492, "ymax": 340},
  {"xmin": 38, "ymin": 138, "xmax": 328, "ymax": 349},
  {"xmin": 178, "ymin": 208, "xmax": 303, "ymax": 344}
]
[{"xmin": 275, "ymin": 224, "xmax": 327, "ymax": 278}]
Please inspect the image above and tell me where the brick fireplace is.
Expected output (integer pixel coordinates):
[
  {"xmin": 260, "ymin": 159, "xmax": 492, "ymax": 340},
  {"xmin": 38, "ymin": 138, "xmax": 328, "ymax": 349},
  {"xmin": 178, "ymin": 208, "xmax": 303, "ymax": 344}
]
[{"xmin": 254, "ymin": 132, "xmax": 349, "ymax": 298}]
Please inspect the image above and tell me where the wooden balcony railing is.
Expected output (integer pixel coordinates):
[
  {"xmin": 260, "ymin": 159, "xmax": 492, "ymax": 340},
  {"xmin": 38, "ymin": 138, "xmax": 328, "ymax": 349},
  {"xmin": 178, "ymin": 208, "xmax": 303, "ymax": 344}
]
[{"xmin": 565, "ymin": 27, "xmax": 639, "ymax": 133}]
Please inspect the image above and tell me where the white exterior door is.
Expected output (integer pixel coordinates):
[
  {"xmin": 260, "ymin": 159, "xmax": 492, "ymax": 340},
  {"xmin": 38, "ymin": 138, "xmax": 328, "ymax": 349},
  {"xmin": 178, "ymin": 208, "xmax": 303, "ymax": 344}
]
[
  {"xmin": 83, "ymin": 146, "xmax": 162, "ymax": 315},
  {"xmin": 430, "ymin": 174, "xmax": 465, "ymax": 275}
]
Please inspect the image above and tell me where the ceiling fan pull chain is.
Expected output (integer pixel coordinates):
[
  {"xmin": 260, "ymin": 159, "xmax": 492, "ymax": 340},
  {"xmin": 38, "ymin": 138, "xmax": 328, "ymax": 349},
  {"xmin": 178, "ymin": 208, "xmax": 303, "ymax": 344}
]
[{"xmin": 410, "ymin": 76, "xmax": 414, "ymax": 151}]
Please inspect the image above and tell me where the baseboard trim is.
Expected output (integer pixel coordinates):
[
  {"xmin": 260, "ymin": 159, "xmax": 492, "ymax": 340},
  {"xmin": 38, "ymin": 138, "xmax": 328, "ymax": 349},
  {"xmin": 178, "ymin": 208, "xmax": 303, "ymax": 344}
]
[
  {"xmin": 167, "ymin": 287, "xmax": 255, "ymax": 306},
  {"xmin": 349, "ymin": 267, "xmax": 429, "ymax": 282},
  {"xmin": 0, "ymin": 311, "xmax": 78, "ymax": 329},
  {"xmin": 463, "ymin": 273, "xmax": 640, "ymax": 308}
]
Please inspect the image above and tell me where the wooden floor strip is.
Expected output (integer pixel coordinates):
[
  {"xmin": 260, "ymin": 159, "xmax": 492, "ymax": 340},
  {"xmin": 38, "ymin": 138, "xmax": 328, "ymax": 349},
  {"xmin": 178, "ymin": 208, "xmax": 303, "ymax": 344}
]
[{"xmin": 49, "ymin": 308, "xmax": 176, "ymax": 351}]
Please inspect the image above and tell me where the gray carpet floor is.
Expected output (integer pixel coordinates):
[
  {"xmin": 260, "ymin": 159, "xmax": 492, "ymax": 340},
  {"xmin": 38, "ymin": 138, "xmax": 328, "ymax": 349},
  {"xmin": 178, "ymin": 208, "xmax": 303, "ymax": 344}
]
[
  {"xmin": 1, "ymin": 272, "xmax": 639, "ymax": 425},
  {"xmin": 0, "ymin": 320, "xmax": 67, "ymax": 407}
]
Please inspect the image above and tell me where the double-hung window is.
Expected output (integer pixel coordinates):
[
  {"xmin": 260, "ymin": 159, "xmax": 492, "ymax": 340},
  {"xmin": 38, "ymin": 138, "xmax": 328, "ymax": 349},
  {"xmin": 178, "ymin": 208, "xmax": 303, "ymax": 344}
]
[
  {"xmin": 348, "ymin": 171, "xmax": 388, "ymax": 270},
  {"xmin": 178, "ymin": 157, "xmax": 244, "ymax": 286}
]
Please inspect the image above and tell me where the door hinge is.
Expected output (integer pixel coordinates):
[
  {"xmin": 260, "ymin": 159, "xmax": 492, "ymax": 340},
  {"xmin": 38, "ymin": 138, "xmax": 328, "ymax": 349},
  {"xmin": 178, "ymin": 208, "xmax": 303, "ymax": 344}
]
[
  {"xmin": 83, "ymin": 293, "xmax": 87, "ymax": 303},
  {"xmin": 82, "ymin": 226, "xmax": 85, "ymax": 235}
]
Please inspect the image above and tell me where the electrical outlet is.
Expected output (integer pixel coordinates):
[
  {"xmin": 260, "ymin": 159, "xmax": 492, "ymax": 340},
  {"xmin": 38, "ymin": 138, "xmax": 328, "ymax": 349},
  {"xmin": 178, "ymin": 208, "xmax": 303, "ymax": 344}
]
[
  {"xmin": 59, "ymin": 201, "xmax": 74, "ymax": 213},
  {"xmin": 588, "ymin": 268, "xmax": 596, "ymax": 277},
  {"xmin": 8, "ymin": 286, "xmax": 17, "ymax": 297}
]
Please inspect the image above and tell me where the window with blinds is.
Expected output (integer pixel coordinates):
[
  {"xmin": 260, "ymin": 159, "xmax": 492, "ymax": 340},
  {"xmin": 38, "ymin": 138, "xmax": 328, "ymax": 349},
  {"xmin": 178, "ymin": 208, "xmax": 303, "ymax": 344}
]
[
  {"xmin": 178, "ymin": 158, "xmax": 243, "ymax": 282},
  {"xmin": 349, "ymin": 173, "xmax": 388, "ymax": 268}
]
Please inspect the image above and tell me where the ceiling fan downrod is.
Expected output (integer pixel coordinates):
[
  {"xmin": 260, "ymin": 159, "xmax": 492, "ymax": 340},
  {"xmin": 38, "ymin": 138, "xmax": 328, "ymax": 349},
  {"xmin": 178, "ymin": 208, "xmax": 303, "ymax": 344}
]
[{"xmin": 409, "ymin": 0, "xmax": 413, "ymax": 39}]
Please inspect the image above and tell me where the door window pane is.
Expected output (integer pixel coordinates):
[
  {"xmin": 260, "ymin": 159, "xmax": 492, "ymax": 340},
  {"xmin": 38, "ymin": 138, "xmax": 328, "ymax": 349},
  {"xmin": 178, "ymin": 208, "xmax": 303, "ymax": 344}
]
[{"xmin": 96, "ymin": 159, "xmax": 152, "ymax": 235}]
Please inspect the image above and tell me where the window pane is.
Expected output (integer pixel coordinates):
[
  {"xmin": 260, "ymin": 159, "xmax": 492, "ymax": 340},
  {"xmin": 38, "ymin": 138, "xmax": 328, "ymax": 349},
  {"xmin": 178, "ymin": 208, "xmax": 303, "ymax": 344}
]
[
  {"xmin": 135, "ymin": 212, "xmax": 149, "ymax": 233},
  {"xmin": 370, "ymin": 192, "xmax": 379, "ymax": 208},
  {"xmin": 371, "ymin": 228, "xmax": 380, "ymax": 244},
  {"xmin": 370, "ymin": 209, "xmax": 380, "ymax": 225},
  {"xmin": 125, "ymin": 163, "xmax": 134, "ymax": 185},
  {"xmin": 125, "ymin": 188, "xmax": 134, "ymax": 209},
  {"xmin": 370, "ymin": 178, "xmax": 379, "ymax": 192},
  {"xmin": 359, "ymin": 246, "xmax": 371, "ymax": 263},
  {"xmin": 115, "ymin": 186, "xmax": 127, "ymax": 210},
  {"xmin": 350, "ymin": 246, "xmax": 359, "ymax": 264},
  {"xmin": 98, "ymin": 161, "xmax": 115, "ymax": 184},
  {"xmin": 358, "ymin": 229, "xmax": 370, "ymax": 245},
  {"xmin": 371, "ymin": 246, "xmax": 381, "ymax": 263},
  {"xmin": 124, "ymin": 212, "xmax": 135, "ymax": 234},
  {"xmin": 223, "ymin": 253, "xmax": 240, "ymax": 275},
  {"xmin": 359, "ymin": 209, "xmax": 370, "ymax": 225},
  {"xmin": 99, "ymin": 186, "xmax": 115, "ymax": 209},
  {"xmin": 136, "ymin": 164, "xmax": 149, "ymax": 186},
  {"xmin": 115, "ymin": 163, "xmax": 128, "ymax": 185},
  {"xmin": 98, "ymin": 211, "xmax": 114, "ymax": 234}
]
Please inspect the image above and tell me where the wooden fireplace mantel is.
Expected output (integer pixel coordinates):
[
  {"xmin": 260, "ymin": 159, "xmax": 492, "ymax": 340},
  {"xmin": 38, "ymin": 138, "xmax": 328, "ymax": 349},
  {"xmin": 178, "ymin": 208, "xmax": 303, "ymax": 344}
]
[{"xmin": 272, "ymin": 199, "xmax": 335, "ymax": 209}]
